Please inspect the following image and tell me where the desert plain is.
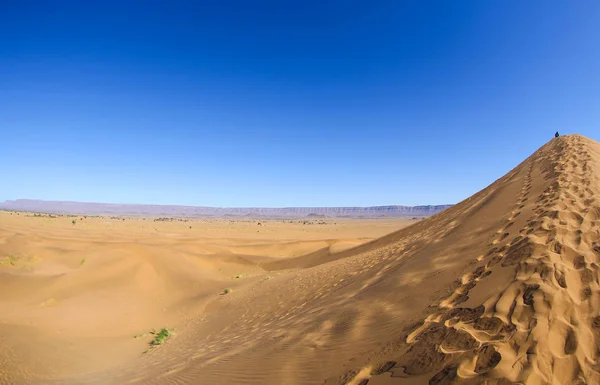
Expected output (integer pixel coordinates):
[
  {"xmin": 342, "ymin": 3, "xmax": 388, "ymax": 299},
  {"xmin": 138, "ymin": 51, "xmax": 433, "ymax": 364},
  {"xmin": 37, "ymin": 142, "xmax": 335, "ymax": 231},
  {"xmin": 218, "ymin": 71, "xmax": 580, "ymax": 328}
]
[
  {"xmin": 0, "ymin": 211, "xmax": 413, "ymax": 384},
  {"xmin": 2, "ymin": 135, "xmax": 600, "ymax": 385}
]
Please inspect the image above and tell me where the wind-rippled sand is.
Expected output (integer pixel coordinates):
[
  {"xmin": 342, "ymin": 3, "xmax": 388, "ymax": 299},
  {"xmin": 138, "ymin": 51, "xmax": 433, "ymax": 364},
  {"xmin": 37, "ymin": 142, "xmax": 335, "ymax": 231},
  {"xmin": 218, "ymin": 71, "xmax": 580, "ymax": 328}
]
[{"xmin": 0, "ymin": 214, "xmax": 409, "ymax": 384}]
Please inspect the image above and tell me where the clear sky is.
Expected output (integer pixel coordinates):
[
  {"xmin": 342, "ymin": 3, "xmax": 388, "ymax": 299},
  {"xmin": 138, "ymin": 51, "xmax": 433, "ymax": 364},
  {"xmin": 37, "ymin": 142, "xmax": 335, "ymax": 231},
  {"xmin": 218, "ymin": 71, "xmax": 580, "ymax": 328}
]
[{"xmin": 1, "ymin": 1, "xmax": 599, "ymax": 207}]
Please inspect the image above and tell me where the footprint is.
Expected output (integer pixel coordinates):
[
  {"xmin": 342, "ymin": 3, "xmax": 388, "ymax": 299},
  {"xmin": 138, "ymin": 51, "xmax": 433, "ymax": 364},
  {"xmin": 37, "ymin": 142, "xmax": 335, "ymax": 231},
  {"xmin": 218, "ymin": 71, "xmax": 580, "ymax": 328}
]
[
  {"xmin": 472, "ymin": 266, "xmax": 486, "ymax": 279},
  {"xmin": 502, "ymin": 238, "xmax": 534, "ymax": 267},
  {"xmin": 580, "ymin": 268, "xmax": 594, "ymax": 284},
  {"xmin": 402, "ymin": 323, "xmax": 448, "ymax": 375},
  {"xmin": 452, "ymin": 293, "xmax": 469, "ymax": 305},
  {"xmin": 402, "ymin": 346, "xmax": 446, "ymax": 375},
  {"xmin": 522, "ymin": 284, "xmax": 540, "ymax": 306},
  {"xmin": 442, "ymin": 305, "xmax": 485, "ymax": 324},
  {"xmin": 371, "ymin": 361, "xmax": 396, "ymax": 375},
  {"xmin": 429, "ymin": 365, "xmax": 458, "ymax": 385},
  {"xmin": 487, "ymin": 255, "xmax": 503, "ymax": 268},
  {"xmin": 581, "ymin": 287, "xmax": 592, "ymax": 301},
  {"xmin": 549, "ymin": 240, "xmax": 562, "ymax": 254},
  {"xmin": 440, "ymin": 328, "xmax": 479, "ymax": 352},
  {"xmin": 573, "ymin": 255, "xmax": 586, "ymax": 270},
  {"xmin": 474, "ymin": 345, "xmax": 502, "ymax": 373},
  {"xmin": 554, "ymin": 270, "xmax": 567, "ymax": 288},
  {"xmin": 509, "ymin": 235, "xmax": 524, "ymax": 246},
  {"xmin": 564, "ymin": 328, "xmax": 578, "ymax": 355},
  {"xmin": 473, "ymin": 317, "xmax": 515, "ymax": 336}
]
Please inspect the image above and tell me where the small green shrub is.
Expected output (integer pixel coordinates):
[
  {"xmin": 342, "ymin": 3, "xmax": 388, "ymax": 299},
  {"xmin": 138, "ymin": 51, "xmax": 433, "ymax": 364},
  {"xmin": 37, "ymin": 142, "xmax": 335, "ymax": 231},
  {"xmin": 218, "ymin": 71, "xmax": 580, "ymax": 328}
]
[{"xmin": 149, "ymin": 328, "xmax": 172, "ymax": 346}]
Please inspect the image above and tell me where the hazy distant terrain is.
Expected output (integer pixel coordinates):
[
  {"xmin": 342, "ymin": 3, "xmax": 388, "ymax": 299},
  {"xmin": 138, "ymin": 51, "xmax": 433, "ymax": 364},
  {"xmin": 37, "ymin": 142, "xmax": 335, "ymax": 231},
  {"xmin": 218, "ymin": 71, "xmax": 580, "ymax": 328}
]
[{"xmin": 0, "ymin": 199, "xmax": 452, "ymax": 218}]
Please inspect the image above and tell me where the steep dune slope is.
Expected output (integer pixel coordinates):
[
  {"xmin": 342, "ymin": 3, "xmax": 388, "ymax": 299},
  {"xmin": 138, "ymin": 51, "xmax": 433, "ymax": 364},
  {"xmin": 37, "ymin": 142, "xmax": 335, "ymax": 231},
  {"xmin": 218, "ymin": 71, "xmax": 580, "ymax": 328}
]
[
  {"xmin": 89, "ymin": 134, "xmax": 599, "ymax": 385},
  {"xmin": 360, "ymin": 134, "xmax": 600, "ymax": 385},
  {"xmin": 3, "ymin": 134, "xmax": 599, "ymax": 385}
]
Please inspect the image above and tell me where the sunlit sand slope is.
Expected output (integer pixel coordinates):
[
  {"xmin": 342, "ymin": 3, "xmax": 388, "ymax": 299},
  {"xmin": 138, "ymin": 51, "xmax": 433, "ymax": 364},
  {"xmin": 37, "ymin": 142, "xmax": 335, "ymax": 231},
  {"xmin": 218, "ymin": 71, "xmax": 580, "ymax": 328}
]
[
  {"xmin": 354, "ymin": 134, "xmax": 600, "ymax": 385},
  {"xmin": 0, "ymin": 217, "xmax": 408, "ymax": 384}
]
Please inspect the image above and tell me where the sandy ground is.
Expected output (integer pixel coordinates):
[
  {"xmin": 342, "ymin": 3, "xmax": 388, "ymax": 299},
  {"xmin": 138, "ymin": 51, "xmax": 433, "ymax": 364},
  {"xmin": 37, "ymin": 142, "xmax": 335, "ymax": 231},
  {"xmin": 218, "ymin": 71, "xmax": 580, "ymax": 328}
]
[
  {"xmin": 3, "ymin": 134, "xmax": 600, "ymax": 385},
  {"xmin": 0, "ymin": 214, "xmax": 412, "ymax": 384}
]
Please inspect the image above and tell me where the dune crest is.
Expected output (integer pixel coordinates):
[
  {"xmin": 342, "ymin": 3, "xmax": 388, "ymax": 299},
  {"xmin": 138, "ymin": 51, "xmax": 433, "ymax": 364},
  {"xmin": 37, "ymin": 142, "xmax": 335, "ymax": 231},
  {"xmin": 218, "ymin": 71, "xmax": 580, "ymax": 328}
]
[{"xmin": 361, "ymin": 134, "xmax": 600, "ymax": 385}]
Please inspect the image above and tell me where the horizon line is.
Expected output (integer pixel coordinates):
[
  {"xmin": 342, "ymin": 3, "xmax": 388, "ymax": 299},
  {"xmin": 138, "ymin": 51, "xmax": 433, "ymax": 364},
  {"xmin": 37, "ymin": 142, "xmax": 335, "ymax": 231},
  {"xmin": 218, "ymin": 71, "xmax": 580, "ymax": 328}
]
[{"xmin": 1, "ymin": 198, "xmax": 454, "ymax": 209}]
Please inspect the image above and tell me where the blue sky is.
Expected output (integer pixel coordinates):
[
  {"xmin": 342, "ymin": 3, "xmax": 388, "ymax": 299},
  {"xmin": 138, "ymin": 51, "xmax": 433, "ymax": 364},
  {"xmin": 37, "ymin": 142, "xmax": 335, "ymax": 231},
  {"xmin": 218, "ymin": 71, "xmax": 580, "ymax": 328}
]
[{"xmin": 1, "ymin": 1, "xmax": 599, "ymax": 207}]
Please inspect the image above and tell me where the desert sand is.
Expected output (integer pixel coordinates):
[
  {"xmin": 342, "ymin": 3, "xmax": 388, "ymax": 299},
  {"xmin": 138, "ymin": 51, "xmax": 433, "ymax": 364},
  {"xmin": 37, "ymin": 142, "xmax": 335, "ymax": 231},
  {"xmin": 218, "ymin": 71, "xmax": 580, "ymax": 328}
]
[{"xmin": 2, "ymin": 134, "xmax": 600, "ymax": 385}]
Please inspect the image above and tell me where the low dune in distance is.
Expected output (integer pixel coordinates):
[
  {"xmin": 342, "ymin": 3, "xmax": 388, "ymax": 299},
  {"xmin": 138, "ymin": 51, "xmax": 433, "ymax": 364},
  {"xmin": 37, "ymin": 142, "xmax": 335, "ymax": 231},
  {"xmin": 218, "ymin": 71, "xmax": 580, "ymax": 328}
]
[
  {"xmin": 0, "ymin": 215, "xmax": 412, "ymax": 384},
  {"xmin": 2, "ymin": 134, "xmax": 600, "ymax": 385}
]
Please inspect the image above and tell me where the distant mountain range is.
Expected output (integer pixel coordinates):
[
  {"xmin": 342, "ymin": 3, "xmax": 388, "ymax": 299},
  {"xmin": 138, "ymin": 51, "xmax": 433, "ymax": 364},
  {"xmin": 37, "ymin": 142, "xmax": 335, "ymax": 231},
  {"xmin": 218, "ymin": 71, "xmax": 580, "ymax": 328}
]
[{"xmin": 0, "ymin": 199, "xmax": 453, "ymax": 218}]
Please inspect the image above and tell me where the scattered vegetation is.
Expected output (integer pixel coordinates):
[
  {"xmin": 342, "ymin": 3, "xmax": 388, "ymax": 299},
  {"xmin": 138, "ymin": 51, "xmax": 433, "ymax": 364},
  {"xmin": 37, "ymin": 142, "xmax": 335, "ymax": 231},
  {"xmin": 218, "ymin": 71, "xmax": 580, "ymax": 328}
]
[
  {"xmin": 1, "ymin": 254, "xmax": 41, "ymax": 269},
  {"xmin": 1, "ymin": 255, "xmax": 17, "ymax": 267},
  {"xmin": 301, "ymin": 220, "xmax": 327, "ymax": 225},
  {"xmin": 132, "ymin": 327, "xmax": 177, "ymax": 354},
  {"xmin": 40, "ymin": 298, "xmax": 59, "ymax": 307},
  {"xmin": 135, "ymin": 327, "xmax": 175, "ymax": 353},
  {"xmin": 234, "ymin": 274, "xmax": 243, "ymax": 279},
  {"xmin": 154, "ymin": 217, "xmax": 191, "ymax": 222},
  {"xmin": 221, "ymin": 288, "xmax": 233, "ymax": 295},
  {"xmin": 72, "ymin": 220, "xmax": 76, "ymax": 225},
  {"xmin": 149, "ymin": 328, "xmax": 172, "ymax": 347},
  {"xmin": 80, "ymin": 258, "xmax": 86, "ymax": 266},
  {"xmin": 30, "ymin": 213, "xmax": 57, "ymax": 218}
]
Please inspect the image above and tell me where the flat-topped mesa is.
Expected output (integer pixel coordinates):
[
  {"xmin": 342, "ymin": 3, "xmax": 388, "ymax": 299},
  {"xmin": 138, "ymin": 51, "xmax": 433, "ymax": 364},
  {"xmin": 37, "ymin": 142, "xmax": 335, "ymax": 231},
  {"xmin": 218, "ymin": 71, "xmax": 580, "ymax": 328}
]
[{"xmin": 0, "ymin": 200, "xmax": 452, "ymax": 218}]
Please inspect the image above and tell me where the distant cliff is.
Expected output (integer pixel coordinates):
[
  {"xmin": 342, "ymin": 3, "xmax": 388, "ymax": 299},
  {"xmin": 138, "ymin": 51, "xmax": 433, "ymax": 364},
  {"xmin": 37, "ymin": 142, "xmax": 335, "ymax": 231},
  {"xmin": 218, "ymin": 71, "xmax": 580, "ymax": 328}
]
[{"xmin": 0, "ymin": 199, "xmax": 453, "ymax": 218}]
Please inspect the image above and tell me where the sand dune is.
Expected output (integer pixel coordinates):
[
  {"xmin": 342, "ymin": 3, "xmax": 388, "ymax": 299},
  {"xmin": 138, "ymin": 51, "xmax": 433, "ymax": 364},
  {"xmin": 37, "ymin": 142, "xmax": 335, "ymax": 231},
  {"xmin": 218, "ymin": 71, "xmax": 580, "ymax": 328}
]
[
  {"xmin": 0, "ymin": 216, "xmax": 410, "ymax": 384},
  {"xmin": 2, "ymin": 134, "xmax": 600, "ymax": 384}
]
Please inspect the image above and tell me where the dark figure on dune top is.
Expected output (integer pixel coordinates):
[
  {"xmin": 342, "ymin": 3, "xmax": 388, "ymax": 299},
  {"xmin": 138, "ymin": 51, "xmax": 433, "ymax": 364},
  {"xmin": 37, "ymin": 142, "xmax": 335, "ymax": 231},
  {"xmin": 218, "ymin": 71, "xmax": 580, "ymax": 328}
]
[{"xmin": 555, "ymin": 131, "xmax": 560, "ymax": 138}]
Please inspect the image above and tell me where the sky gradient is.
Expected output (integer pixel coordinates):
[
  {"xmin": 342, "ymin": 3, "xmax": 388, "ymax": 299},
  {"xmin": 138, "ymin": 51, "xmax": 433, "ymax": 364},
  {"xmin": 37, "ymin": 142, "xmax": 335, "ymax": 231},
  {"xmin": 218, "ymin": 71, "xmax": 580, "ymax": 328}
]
[{"xmin": 2, "ymin": 1, "xmax": 600, "ymax": 207}]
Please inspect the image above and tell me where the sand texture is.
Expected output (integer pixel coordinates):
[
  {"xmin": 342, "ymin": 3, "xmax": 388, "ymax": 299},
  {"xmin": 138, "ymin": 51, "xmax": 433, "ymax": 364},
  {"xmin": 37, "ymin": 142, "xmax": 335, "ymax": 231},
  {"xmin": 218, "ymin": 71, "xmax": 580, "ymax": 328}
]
[{"xmin": 2, "ymin": 134, "xmax": 600, "ymax": 385}]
